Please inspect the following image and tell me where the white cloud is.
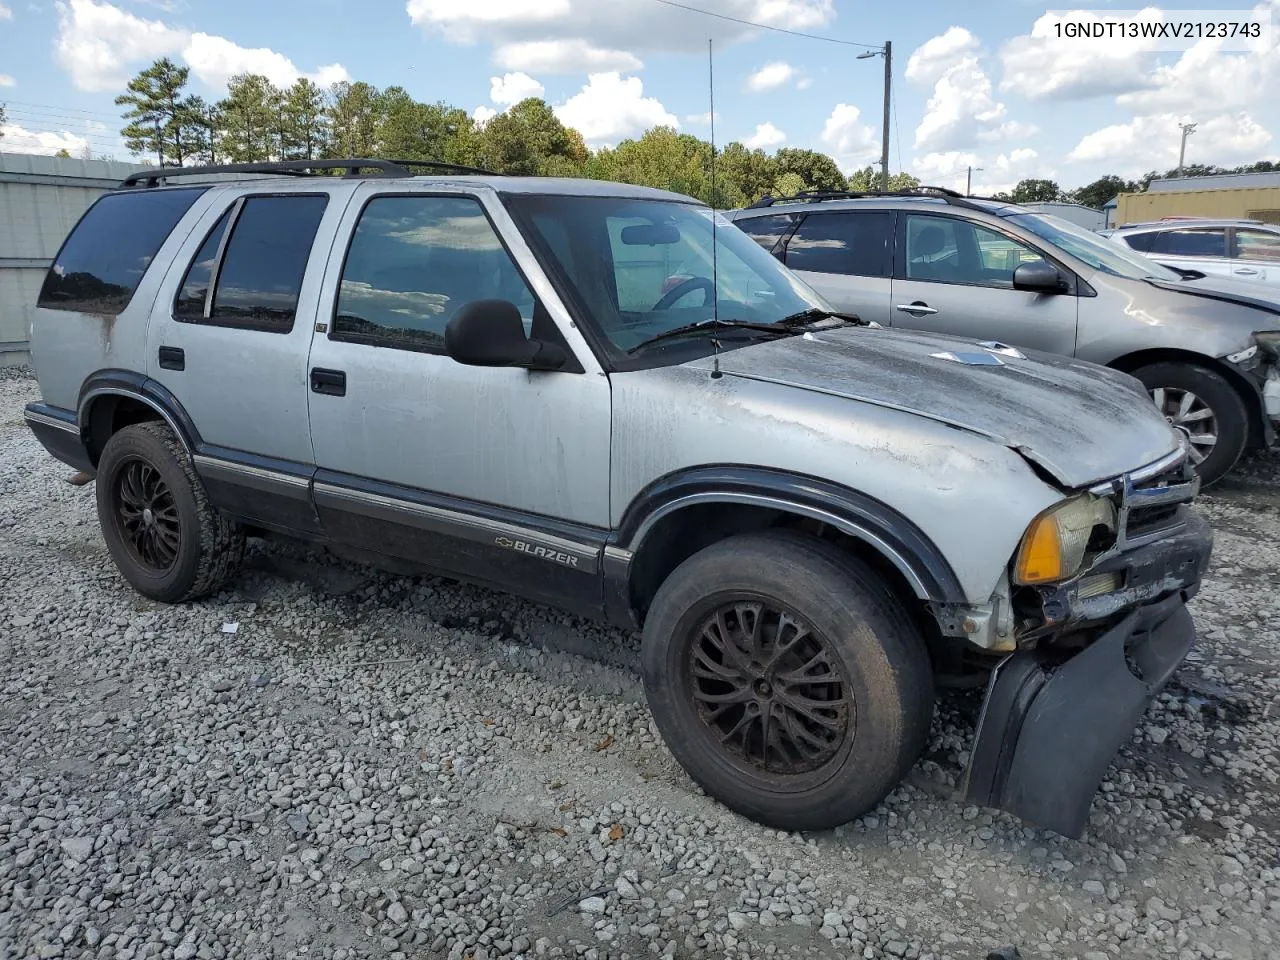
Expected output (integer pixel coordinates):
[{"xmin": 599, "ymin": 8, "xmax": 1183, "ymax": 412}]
[
  {"xmin": 744, "ymin": 122, "xmax": 785, "ymax": 149},
  {"xmin": 0, "ymin": 122, "xmax": 89, "ymax": 156},
  {"xmin": 912, "ymin": 56, "xmax": 1009, "ymax": 152},
  {"xmin": 407, "ymin": 0, "xmax": 835, "ymax": 69},
  {"xmin": 909, "ymin": 148, "xmax": 1051, "ymax": 195},
  {"xmin": 54, "ymin": 0, "xmax": 187, "ymax": 92},
  {"xmin": 53, "ymin": 0, "xmax": 351, "ymax": 94},
  {"xmin": 1067, "ymin": 112, "xmax": 1272, "ymax": 175},
  {"xmin": 183, "ymin": 33, "xmax": 350, "ymax": 91},
  {"xmin": 471, "ymin": 105, "xmax": 498, "ymax": 127},
  {"xmin": 820, "ymin": 103, "xmax": 879, "ymax": 172},
  {"xmin": 905, "ymin": 26, "xmax": 979, "ymax": 85},
  {"xmin": 494, "ymin": 39, "xmax": 642, "ymax": 73},
  {"xmin": 685, "ymin": 111, "xmax": 721, "ymax": 125},
  {"xmin": 746, "ymin": 61, "xmax": 795, "ymax": 92},
  {"xmin": 0, "ymin": 74, "xmax": 14, "ymax": 87},
  {"xmin": 0, "ymin": 2, "xmax": 12, "ymax": 18},
  {"xmin": 999, "ymin": 9, "xmax": 1163, "ymax": 101},
  {"xmin": 553, "ymin": 72, "xmax": 677, "ymax": 147},
  {"xmin": 489, "ymin": 71, "xmax": 544, "ymax": 106}
]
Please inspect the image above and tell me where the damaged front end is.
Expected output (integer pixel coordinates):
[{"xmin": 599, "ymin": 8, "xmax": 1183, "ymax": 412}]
[{"xmin": 960, "ymin": 442, "xmax": 1212, "ymax": 839}]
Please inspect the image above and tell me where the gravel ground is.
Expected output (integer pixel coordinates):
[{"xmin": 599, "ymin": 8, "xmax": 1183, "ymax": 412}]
[{"xmin": 3, "ymin": 365, "xmax": 1280, "ymax": 960}]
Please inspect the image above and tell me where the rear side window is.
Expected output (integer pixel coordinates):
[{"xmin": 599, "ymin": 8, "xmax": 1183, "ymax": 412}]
[
  {"xmin": 38, "ymin": 187, "xmax": 207, "ymax": 314},
  {"xmin": 735, "ymin": 214, "xmax": 797, "ymax": 255},
  {"xmin": 175, "ymin": 195, "xmax": 328, "ymax": 333},
  {"xmin": 785, "ymin": 212, "xmax": 891, "ymax": 278}
]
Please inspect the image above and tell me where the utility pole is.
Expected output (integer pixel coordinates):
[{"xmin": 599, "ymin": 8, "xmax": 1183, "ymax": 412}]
[
  {"xmin": 858, "ymin": 41, "xmax": 892, "ymax": 192},
  {"xmin": 966, "ymin": 165, "xmax": 984, "ymax": 196},
  {"xmin": 1177, "ymin": 121, "xmax": 1197, "ymax": 177}
]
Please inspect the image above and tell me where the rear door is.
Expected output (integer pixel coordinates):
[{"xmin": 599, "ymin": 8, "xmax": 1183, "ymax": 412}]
[
  {"xmin": 147, "ymin": 186, "xmax": 348, "ymax": 532},
  {"xmin": 1143, "ymin": 226, "xmax": 1231, "ymax": 279},
  {"xmin": 888, "ymin": 212, "xmax": 1079, "ymax": 356},
  {"xmin": 777, "ymin": 211, "xmax": 894, "ymax": 324}
]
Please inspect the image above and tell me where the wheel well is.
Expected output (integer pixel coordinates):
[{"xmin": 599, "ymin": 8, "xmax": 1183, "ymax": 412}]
[
  {"xmin": 85, "ymin": 395, "xmax": 166, "ymax": 465},
  {"xmin": 1107, "ymin": 347, "xmax": 1265, "ymax": 447},
  {"xmin": 627, "ymin": 502, "xmax": 939, "ymax": 646}
]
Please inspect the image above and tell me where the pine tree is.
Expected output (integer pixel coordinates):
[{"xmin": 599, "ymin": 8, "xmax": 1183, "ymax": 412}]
[
  {"xmin": 282, "ymin": 78, "xmax": 328, "ymax": 160},
  {"xmin": 216, "ymin": 74, "xmax": 278, "ymax": 163},
  {"xmin": 325, "ymin": 81, "xmax": 381, "ymax": 158},
  {"xmin": 115, "ymin": 58, "xmax": 199, "ymax": 166}
]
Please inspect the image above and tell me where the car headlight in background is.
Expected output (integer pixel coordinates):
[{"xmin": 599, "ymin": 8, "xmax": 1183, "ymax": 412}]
[{"xmin": 1014, "ymin": 495, "xmax": 1117, "ymax": 585}]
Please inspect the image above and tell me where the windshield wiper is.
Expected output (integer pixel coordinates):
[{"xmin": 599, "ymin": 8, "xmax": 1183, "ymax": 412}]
[
  {"xmin": 776, "ymin": 308, "xmax": 868, "ymax": 327},
  {"xmin": 625, "ymin": 317, "xmax": 797, "ymax": 355}
]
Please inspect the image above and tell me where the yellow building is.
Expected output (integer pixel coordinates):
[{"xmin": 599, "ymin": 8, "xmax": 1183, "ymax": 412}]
[{"xmin": 1113, "ymin": 172, "xmax": 1280, "ymax": 227}]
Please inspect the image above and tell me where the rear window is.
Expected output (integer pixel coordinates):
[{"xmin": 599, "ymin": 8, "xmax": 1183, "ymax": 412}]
[{"xmin": 38, "ymin": 187, "xmax": 207, "ymax": 314}]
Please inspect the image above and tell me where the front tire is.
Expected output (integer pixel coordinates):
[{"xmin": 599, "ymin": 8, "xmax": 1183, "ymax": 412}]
[
  {"xmin": 641, "ymin": 530, "xmax": 934, "ymax": 831},
  {"xmin": 1132, "ymin": 362, "xmax": 1248, "ymax": 487},
  {"xmin": 96, "ymin": 422, "xmax": 245, "ymax": 603}
]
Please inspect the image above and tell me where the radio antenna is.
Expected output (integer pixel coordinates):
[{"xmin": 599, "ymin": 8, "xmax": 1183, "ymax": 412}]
[{"xmin": 708, "ymin": 37, "xmax": 720, "ymax": 325}]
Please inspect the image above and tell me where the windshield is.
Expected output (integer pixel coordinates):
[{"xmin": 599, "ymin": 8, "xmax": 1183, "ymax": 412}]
[
  {"xmin": 503, "ymin": 194, "xmax": 830, "ymax": 361},
  {"xmin": 1005, "ymin": 212, "xmax": 1184, "ymax": 282}
]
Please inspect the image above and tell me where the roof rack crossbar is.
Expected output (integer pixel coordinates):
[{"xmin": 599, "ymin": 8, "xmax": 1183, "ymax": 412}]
[
  {"xmin": 117, "ymin": 158, "xmax": 462, "ymax": 189},
  {"xmin": 748, "ymin": 184, "xmax": 985, "ymax": 211}
]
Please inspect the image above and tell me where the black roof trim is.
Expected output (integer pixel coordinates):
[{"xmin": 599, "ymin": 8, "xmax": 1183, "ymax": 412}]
[
  {"xmin": 747, "ymin": 185, "xmax": 988, "ymax": 212},
  {"xmin": 118, "ymin": 157, "xmax": 502, "ymax": 189}
]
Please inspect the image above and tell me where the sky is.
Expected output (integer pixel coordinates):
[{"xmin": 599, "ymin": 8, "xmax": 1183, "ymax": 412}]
[{"xmin": 0, "ymin": 0, "xmax": 1277, "ymax": 194}]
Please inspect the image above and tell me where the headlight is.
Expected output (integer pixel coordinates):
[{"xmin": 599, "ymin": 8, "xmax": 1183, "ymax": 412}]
[
  {"xmin": 1014, "ymin": 495, "xmax": 1117, "ymax": 585},
  {"xmin": 1255, "ymin": 331, "xmax": 1280, "ymax": 362}
]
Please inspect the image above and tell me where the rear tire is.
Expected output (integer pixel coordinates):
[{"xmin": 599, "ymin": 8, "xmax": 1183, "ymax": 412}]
[
  {"xmin": 96, "ymin": 422, "xmax": 245, "ymax": 603},
  {"xmin": 641, "ymin": 530, "xmax": 934, "ymax": 831},
  {"xmin": 1132, "ymin": 362, "xmax": 1247, "ymax": 487}
]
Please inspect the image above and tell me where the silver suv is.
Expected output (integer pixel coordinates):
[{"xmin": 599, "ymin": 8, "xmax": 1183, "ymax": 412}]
[
  {"xmin": 24, "ymin": 159, "xmax": 1212, "ymax": 840},
  {"xmin": 726, "ymin": 190, "xmax": 1280, "ymax": 486}
]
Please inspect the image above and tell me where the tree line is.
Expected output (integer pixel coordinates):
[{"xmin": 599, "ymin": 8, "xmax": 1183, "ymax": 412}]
[
  {"xmin": 110, "ymin": 58, "xmax": 916, "ymax": 207},
  {"xmin": 87, "ymin": 58, "xmax": 1280, "ymax": 209}
]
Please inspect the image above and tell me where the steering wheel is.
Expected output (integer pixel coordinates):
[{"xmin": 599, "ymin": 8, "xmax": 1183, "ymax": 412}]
[{"xmin": 652, "ymin": 276, "xmax": 715, "ymax": 311}]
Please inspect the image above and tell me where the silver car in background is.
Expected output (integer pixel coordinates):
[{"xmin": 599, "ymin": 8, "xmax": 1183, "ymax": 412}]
[
  {"xmin": 727, "ymin": 191, "xmax": 1280, "ymax": 485},
  {"xmin": 1103, "ymin": 218, "xmax": 1280, "ymax": 287}
]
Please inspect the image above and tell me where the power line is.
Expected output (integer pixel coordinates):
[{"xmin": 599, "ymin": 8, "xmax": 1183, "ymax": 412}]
[
  {"xmin": 892, "ymin": 84, "xmax": 903, "ymax": 173},
  {"xmin": 648, "ymin": 0, "xmax": 882, "ymax": 49},
  {"xmin": 2, "ymin": 99, "xmax": 121, "ymax": 120}
]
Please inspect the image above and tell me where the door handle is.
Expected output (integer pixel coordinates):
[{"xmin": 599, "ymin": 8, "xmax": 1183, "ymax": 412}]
[
  {"xmin": 896, "ymin": 302, "xmax": 939, "ymax": 316},
  {"xmin": 310, "ymin": 368, "xmax": 346, "ymax": 397},
  {"xmin": 1234, "ymin": 267, "xmax": 1259, "ymax": 275},
  {"xmin": 158, "ymin": 346, "xmax": 185, "ymax": 371}
]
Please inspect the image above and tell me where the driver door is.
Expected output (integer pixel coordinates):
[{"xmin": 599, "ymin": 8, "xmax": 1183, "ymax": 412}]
[
  {"xmin": 889, "ymin": 212, "xmax": 1079, "ymax": 356},
  {"xmin": 304, "ymin": 184, "xmax": 612, "ymax": 610}
]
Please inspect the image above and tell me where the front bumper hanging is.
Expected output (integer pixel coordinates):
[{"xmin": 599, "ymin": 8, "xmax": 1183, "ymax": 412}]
[{"xmin": 962, "ymin": 513, "xmax": 1212, "ymax": 840}]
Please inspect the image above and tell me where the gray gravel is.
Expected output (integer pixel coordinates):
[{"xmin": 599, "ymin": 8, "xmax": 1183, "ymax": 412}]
[{"xmin": 3, "ymin": 368, "xmax": 1280, "ymax": 960}]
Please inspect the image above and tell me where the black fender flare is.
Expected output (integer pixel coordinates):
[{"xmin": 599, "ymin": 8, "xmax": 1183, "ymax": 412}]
[
  {"xmin": 613, "ymin": 465, "xmax": 966, "ymax": 605},
  {"xmin": 77, "ymin": 369, "xmax": 204, "ymax": 462}
]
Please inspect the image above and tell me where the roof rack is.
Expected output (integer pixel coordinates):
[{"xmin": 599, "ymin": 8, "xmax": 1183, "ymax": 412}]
[
  {"xmin": 747, "ymin": 185, "xmax": 987, "ymax": 211},
  {"xmin": 118, "ymin": 157, "xmax": 502, "ymax": 189}
]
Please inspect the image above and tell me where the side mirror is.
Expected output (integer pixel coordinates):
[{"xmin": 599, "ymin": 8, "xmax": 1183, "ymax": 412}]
[
  {"xmin": 444, "ymin": 299, "xmax": 566, "ymax": 370},
  {"xmin": 1012, "ymin": 260, "xmax": 1067, "ymax": 293}
]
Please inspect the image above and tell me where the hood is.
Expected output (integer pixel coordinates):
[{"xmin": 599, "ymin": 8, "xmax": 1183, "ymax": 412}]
[
  {"xmin": 1146, "ymin": 274, "xmax": 1280, "ymax": 319},
  {"xmin": 692, "ymin": 326, "xmax": 1180, "ymax": 489}
]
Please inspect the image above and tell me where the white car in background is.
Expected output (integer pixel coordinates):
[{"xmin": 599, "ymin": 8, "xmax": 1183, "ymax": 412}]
[{"xmin": 1103, "ymin": 218, "xmax": 1280, "ymax": 285}]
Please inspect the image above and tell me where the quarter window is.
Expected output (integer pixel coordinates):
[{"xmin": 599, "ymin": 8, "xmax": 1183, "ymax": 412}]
[
  {"xmin": 332, "ymin": 196, "xmax": 536, "ymax": 354},
  {"xmin": 174, "ymin": 195, "xmax": 328, "ymax": 333},
  {"xmin": 736, "ymin": 214, "xmax": 797, "ymax": 255},
  {"xmin": 904, "ymin": 215, "xmax": 1045, "ymax": 287},
  {"xmin": 38, "ymin": 187, "xmax": 207, "ymax": 314},
  {"xmin": 784, "ymin": 212, "xmax": 891, "ymax": 278}
]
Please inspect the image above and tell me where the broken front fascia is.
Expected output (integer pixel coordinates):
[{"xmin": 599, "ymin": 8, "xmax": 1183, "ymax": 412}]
[{"xmin": 958, "ymin": 444, "xmax": 1212, "ymax": 839}]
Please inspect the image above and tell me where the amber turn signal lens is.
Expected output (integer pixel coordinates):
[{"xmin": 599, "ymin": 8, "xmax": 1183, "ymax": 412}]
[{"xmin": 1016, "ymin": 514, "xmax": 1065, "ymax": 584}]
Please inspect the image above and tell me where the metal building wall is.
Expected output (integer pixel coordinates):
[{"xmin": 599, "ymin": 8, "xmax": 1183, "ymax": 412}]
[
  {"xmin": 0, "ymin": 152, "xmax": 153, "ymax": 366},
  {"xmin": 1115, "ymin": 186, "xmax": 1280, "ymax": 226}
]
